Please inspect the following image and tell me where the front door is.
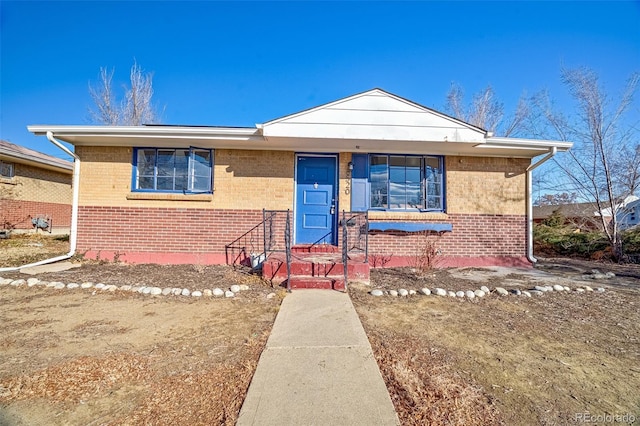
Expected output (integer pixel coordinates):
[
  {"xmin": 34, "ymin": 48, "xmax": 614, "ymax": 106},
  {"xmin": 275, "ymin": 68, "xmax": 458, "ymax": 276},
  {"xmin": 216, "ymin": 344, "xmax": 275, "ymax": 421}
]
[{"xmin": 295, "ymin": 155, "xmax": 337, "ymax": 245}]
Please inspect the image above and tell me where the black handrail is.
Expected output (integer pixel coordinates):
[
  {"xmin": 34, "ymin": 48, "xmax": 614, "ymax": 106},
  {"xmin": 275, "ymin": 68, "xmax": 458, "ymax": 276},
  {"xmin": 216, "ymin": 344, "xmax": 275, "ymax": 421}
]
[
  {"xmin": 342, "ymin": 210, "xmax": 348, "ymax": 292},
  {"xmin": 284, "ymin": 209, "xmax": 292, "ymax": 292}
]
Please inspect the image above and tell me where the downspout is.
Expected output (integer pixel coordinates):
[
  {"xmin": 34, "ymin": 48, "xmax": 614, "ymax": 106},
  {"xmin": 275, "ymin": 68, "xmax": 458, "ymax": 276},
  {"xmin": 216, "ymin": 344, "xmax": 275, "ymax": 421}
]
[
  {"xmin": 0, "ymin": 131, "xmax": 80, "ymax": 272},
  {"xmin": 525, "ymin": 147, "xmax": 557, "ymax": 264}
]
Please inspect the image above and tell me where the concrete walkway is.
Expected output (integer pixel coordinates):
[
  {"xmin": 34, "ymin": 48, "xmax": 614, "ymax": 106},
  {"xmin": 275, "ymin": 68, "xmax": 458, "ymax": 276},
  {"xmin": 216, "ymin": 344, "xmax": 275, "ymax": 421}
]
[{"xmin": 237, "ymin": 290, "xmax": 399, "ymax": 426}]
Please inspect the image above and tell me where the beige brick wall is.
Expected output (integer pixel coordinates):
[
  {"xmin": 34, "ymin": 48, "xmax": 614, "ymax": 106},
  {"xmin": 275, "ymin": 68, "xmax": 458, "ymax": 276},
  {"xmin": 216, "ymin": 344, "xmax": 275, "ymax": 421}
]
[
  {"xmin": 338, "ymin": 152, "xmax": 352, "ymax": 211},
  {"xmin": 76, "ymin": 147, "xmax": 528, "ymax": 216},
  {"xmin": 76, "ymin": 146, "xmax": 296, "ymax": 210},
  {"xmin": 1, "ymin": 162, "xmax": 72, "ymax": 204},
  {"xmin": 445, "ymin": 156, "xmax": 528, "ymax": 215}
]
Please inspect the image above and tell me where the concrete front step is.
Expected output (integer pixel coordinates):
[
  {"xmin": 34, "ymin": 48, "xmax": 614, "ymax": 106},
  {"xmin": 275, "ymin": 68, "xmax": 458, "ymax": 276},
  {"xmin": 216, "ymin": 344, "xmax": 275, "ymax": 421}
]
[
  {"xmin": 288, "ymin": 276, "xmax": 345, "ymax": 290},
  {"xmin": 262, "ymin": 254, "xmax": 370, "ymax": 285}
]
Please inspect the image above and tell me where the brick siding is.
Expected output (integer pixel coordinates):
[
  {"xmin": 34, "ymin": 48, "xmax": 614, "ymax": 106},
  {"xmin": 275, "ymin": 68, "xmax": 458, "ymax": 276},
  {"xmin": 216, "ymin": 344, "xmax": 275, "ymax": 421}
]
[
  {"xmin": 76, "ymin": 205, "xmax": 526, "ymax": 266},
  {"xmin": 1, "ymin": 198, "xmax": 72, "ymax": 230}
]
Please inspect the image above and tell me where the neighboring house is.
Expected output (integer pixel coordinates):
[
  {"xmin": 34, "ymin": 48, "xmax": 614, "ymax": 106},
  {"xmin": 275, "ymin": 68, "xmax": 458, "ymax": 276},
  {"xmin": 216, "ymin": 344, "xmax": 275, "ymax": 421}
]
[
  {"xmin": 533, "ymin": 202, "xmax": 612, "ymax": 230},
  {"xmin": 28, "ymin": 89, "xmax": 571, "ymax": 268},
  {"xmin": 534, "ymin": 195, "xmax": 639, "ymax": 231},
  {"xmin": 614, "ymin": 197, "xmax": 640, "ymax": 230},
  {"xmin": 0, "ymin": 140, "xmax": 73, "ymax": 234}
]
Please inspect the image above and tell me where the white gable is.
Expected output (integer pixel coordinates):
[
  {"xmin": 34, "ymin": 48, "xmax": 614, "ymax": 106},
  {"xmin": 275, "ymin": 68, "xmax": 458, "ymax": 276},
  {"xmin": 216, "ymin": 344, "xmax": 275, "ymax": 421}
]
[{"xmin": 261, "ymin": 89, "xmax": 487, "ymax": 143}]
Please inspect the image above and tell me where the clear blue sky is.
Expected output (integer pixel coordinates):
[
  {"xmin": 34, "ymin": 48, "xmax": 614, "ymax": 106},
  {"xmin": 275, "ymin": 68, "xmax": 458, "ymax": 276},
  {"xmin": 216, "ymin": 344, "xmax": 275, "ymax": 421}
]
[{"xmin": 1, "ymin": 1, "xmax": 639, "ymax": 160}]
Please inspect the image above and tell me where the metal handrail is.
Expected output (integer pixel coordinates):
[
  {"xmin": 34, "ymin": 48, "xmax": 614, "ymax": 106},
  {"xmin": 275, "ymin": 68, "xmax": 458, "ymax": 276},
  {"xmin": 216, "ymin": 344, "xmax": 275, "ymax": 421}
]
[
  {"xmin": 284, "ymin": 209, "xmax": 292, "ymax": 292},
  {"xmin": 342, "ymin": 210, "xmax": 348, "ymax": 292}
]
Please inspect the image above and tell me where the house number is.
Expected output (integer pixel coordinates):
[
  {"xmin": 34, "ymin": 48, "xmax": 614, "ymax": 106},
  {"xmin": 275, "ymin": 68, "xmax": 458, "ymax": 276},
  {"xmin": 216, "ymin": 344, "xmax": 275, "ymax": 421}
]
[
  {"xmin": 344, "ymin": 170, "xmax": 351, "ymax": 195},
  {"xmin": 313, "ymin": 182, "xmax": 318, "ymax": 189}
]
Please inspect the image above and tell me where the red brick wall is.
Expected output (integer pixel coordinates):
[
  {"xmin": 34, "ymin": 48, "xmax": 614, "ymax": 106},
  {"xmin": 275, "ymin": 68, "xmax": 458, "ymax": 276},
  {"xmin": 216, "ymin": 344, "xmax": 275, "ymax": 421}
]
[
  {"xmin": 368, "ymin": 214, "xmax": 528, "ymax": 267},
  {"xmin": 76, "ymin": 205, "xmax": 527, "ymax": 266},
  {"xmin": 0, "ymin": 199, "xmax": 72, "ymax": 230},
  {"xmin": 77, "ymin": 206, "xmax": 264, "ymax": 263}
]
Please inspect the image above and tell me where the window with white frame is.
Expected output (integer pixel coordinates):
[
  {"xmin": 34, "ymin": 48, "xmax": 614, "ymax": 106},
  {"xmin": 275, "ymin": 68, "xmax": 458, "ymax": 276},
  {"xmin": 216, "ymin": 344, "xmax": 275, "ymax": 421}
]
[
  {"xmin": 133, "ymin": 148, "xmax": 213, "ymax": 193},
  {"xmin": 0, "ymin": 160, "xmax": 15, "ymax": 179},
  {"xmin": 369, "ymin": 155, "xmax": 443, "ymax": 211}
]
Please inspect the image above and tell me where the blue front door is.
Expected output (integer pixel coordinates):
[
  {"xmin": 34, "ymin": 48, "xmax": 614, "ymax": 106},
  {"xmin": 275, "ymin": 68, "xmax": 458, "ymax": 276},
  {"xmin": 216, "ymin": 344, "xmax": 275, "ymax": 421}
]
[{"xmin": 295, "ymin": 155, "xmax": 337, "ymax": 245}]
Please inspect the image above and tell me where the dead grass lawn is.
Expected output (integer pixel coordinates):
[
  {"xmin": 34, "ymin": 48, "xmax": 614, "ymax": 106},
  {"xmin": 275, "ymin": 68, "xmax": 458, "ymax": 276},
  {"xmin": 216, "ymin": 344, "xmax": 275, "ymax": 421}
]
[{"xmin": 351, "ymin": 268, "xmax": 640, "ymax": 425}]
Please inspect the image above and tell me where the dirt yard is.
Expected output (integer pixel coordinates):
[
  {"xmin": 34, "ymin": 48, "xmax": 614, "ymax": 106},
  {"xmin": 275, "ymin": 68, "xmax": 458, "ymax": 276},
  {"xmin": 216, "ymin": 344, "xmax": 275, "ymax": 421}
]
[
  {"xmin": 2, "ymin": 234, "xmax": 640, "ymax": 425},
  {"xmin": 351, "ymin": 261, "xmax": 640, "ymax": 425},
  {"xmin": 0, "ymin": 264, "xmax": 282, "ymax": 425}
]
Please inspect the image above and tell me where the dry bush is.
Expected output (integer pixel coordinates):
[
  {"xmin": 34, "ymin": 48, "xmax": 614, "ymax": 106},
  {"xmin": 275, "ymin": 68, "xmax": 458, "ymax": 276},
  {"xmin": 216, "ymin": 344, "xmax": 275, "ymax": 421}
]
[
  {"xmin": 408, "ymin": 232, "xmax": 442, "ymax": 274},
  {"xmin": 366, "ymin": 330, "xmax": 503, "ymax": 426}
]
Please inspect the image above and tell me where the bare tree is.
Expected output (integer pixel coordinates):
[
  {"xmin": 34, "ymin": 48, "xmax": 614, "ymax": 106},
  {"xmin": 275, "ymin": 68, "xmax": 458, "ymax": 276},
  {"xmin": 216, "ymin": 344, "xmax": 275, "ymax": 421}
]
[
  {"xmin": 530, "ymin": 66, "xmax": 640, "ymax": 260},
  {"xmin": 88, "ymin": 61, "xmax": 159, "ymax": 126},
  {"xmin": 445, "ymin": 83, "xmax": 529, "ymax": 136}
]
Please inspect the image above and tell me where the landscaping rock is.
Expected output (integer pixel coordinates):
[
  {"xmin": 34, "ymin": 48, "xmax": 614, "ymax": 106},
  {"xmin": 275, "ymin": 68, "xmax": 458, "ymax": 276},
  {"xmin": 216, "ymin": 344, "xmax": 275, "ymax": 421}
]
[
  {"xmin": 456, "ymin": 291, "xmax": 465, "ymax": 298},
  {"xmin": 66, "ymin": 283, "xmax": 80, "ymax": 289},
  {"xmin": 465, "ymin": 290, "xmax": 475, "ymax": 299},
  {"xmin": 230, "ymin": 284, "xmax": 241, "ymax": 293},
  {"xmin": 511, "ymin": 289, "xmax": 522, "ymax": 296},
  {"xmin": 181, "ymin": 288, "xmax": 191, "ymax": 297},
  {"xmin": 420, "ymin": 288, "xmax": 431, "ymax": 296},
  {"xmin": 266, "ymin": 292, "xmax": 276, "ymax": 299},
  {"xmin": 162, "ymin": 287, "xmax": 173, "ymax": 296},
  {"xmin": 522, "ymin": 291, "xmax": 531, "ymax": 297},
  {"xmin": 172, "ymin": 288, "xmax": 182, "ymax": 296},
  {"xmin": 448, "ymin": 291, "xmax": 457, "ymax": 297},
  {"xmin": 213, "ymin": 288, "xmax": 224, "ymax": 297},
  {"xmin": 191, "ymin": 291, "xmax": 202, "ymax": 297},
  {"xmin": 225, "ymin": 290, "xmax": 235, "ymax": 298},
  {"xmin": 95, "ymin": 283, "xmax": 105, "ymax": 289},
  {"xmin": 81, "ymin": 282, "xmax": 94, "ymax": 289},
  {"xmin": 10, "ymin": 279, "xmax": 26, "ymax": 287},
  {"xmin": 495, "ymin": 287, "xmax": 508, "ymax": 296},
  {"xmin": 49, "ymin": 281, "xmax": 63, "ymax": 288},
  {"xmin": 576, "ymin": 288, "xmax": 585, "ymax": 293},
  {"xmin": 389, "ymin": 290, "xmax": 398, "ymax": 297},
  {"xmin": 150, "ymin": 287, "xmax": 162, "ymax": 296},
  {"xmin": 435, "ymin": 288, "xmax": 447, "ymax": 296},
  {"xmin": 534, "ymin": 285, "xmax": 547, "ymax": 292},
  {"xmin": 597, "ymin": 287, "xmax": 605, "ymax": 293},
  {"xmin": 1, "ymin": 278, "xmax": 13, "ymax": 285},
  {"xmin": 480, "ymin": 286, "xmax": 490, "ymax": 294},
  {"xmin": 142, "ymin": 287, "xmax": 152, "ymax": 295},
  {"xmin": 131, "ymin": 286, "xmax": 141, "ymax": 293},
  {"xmin": 584, "ymin": 286, "xmax": 594, "ymax": 292},
  {"xmin": 370, "ymin": 289, "xmax": 384, "ymax": 297},
  {"xmin": 563, "ymin": 286, "xmax": 571, "ymax": 292},
  {"xmin": 474, "ymin": 289, "xmax": 486, "ymax": 298},
  {"xmin": 409, "ymin": 290, "xmax": 417, "ymax": 295},
  {"xmin": 553, "ymin": 284, "xmax": 565, "ymax": 292},
  {"xmin": 54, "ymin": 282, "xmax": 66, "ymax": 289},
  {"xmin": 398, "ymin": 289, "xmax": 409, "ymax": 297},
  {"xmin": 27, "ymin": 278, "xmax": 40, "ymax": 286},
  {"xmin": 203, "ymin": 289, "xmax": 213, "ymax": 297},
  {"xmin": 239, "ymin": 284, "xmax": 250, "ymax": 291},
  {"xmin": 530, "ymin": 290, "xmax": 544, "ymax": 296}
]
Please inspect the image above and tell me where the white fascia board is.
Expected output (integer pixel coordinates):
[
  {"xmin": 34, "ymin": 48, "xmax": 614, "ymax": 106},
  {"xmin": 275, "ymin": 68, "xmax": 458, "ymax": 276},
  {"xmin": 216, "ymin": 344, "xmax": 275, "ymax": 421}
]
[
  {"xmin": 482, "ymin": 136, "xmax": 573, "ymax": 151},
  {"xmin": 27, "ymin": 125, "xmax": 264, "ymax": 148},
  {"xmin": 28, "ymin": 125, "xmax": 261, "ymax": 138}
]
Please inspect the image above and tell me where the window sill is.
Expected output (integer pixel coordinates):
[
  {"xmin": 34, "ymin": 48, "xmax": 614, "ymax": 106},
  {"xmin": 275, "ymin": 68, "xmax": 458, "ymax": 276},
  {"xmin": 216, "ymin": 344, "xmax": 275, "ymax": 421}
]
[
  {"xmin": 367, "ymin": 211, "xmax": 448, "ymax": 220},
  {"xmin": 126, "ymin": 192, "xmax": 213, "ymax": 202},
  {"xmin": 0, "ymin": 177, "xmax": 17, "ymax": 185}
]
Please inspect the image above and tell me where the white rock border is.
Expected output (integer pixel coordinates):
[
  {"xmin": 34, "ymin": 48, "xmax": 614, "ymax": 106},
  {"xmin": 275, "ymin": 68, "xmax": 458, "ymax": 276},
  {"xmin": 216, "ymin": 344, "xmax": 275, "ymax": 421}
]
[
  {"xmin": 0, "ymin": 275, "xmax": 261, "ymax": 300},
  {"xmin": 369, "ymin": 284, "xmax": 608, "ymax": 300}
]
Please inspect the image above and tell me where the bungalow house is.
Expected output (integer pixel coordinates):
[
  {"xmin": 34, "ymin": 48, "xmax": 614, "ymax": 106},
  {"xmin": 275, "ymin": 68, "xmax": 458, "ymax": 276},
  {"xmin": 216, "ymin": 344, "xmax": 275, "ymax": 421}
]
[
  {"xmin": 0, "ymin": 140, "xmax": 73, "ymax": 234},
  {"xmin": 28, "ymin": 89, "xmax": 571, "ymax": 283}
]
